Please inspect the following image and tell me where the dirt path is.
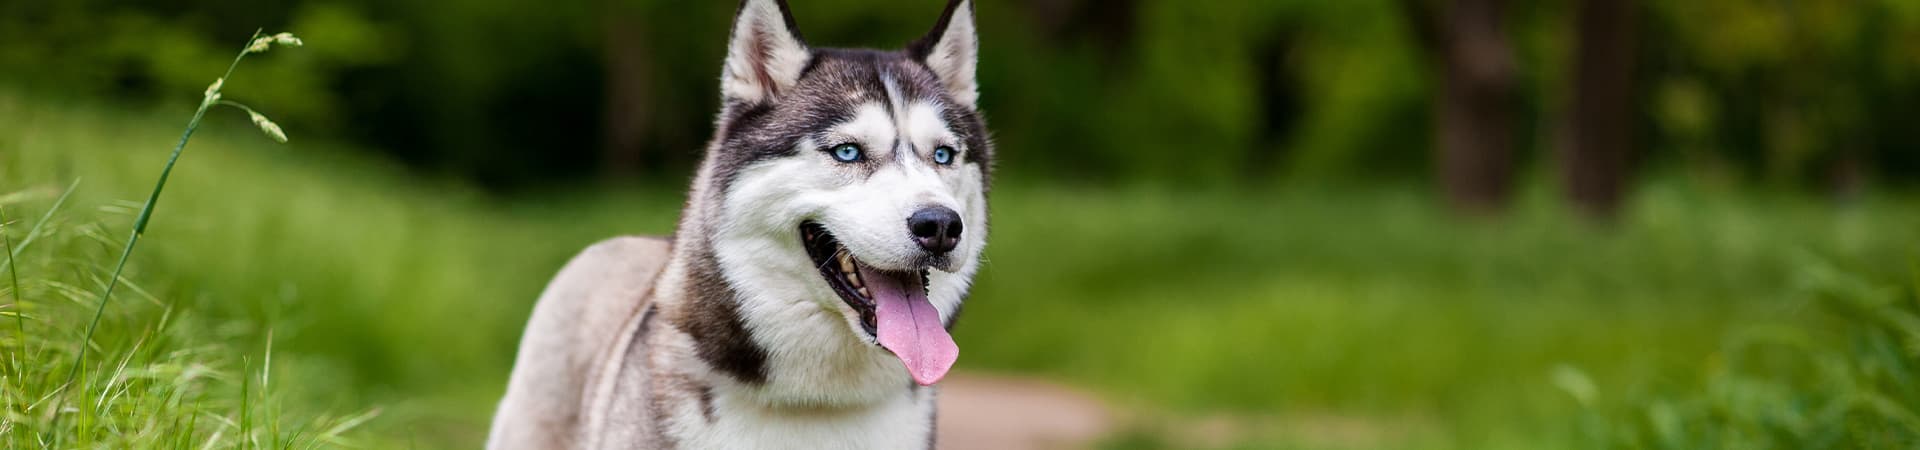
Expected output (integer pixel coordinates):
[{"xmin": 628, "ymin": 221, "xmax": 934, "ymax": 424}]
[
  {"xmin": 936, "ymin": 373, "xmax": 1115, "ymax": 450},
  {"xmin": 935, "ymin": 373, "xmax": 1420, "ymax": 449}
]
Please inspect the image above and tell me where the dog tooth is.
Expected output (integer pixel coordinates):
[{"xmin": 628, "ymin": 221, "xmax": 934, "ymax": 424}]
[
  {"xmin": 857, "ymin": 287, "xmax": 871, "ymax": 298},
  {"xmin": 838, "ymin": 254, "xmax": 856, "ymax": 274},
  {"xmin": 845, "ymin": 271, "xmax": 863, "ymax": 287}
]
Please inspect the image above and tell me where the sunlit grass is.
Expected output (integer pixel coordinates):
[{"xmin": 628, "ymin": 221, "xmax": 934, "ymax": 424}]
[
  {"xmin": 0, "ymin": 31, "xmax": 379, "ymax": 448},
  {"xmin": 0, "ymin": 86, "xmax": 680, "ymax": 448},
  {"xmin": 1, "ymin": 161, "xmax": 380, "ymax": 450}
]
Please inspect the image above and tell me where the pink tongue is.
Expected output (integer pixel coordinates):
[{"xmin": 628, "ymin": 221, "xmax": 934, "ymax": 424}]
[{"xmin": 860, "ymin": 266, "xmax": 957, "ymax": 386}]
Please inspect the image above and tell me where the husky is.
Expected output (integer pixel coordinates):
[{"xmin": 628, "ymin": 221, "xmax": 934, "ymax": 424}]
[{"xmin": 486, "ymin": 0, "xmax": 991, "ymax": 448}]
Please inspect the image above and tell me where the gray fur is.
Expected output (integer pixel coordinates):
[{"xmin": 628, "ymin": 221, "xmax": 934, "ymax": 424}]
[
  {"xmin": 488, "ymin": 1, "xmax": 989, "ymax": 448},
  {"xmin": 488, "ymin": 236, "xmax": 671, "ymax": 449}
]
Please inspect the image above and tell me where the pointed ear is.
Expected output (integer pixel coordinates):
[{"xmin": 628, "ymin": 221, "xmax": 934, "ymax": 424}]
[
  {"xmin": 722, "ymin": 0, "xmax": 810, "ymax": 104},
  {"xmin": 908, "ymin": 0, "xmax": 980, "ymax": 109}
]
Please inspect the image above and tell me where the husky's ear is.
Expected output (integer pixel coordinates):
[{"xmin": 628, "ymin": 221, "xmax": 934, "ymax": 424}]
[
  {"xmin": 908, "ymin": 0, "xmax": 979, "ymax": 109},
  {"xmin": 722, "ymin": 0, "xmax": 810, "ymax": 104}
]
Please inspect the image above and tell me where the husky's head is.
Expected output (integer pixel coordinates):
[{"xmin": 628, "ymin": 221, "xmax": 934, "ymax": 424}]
[{"xmin": 684, "ymin": 0, "xmax": 989, "ymax": 390}]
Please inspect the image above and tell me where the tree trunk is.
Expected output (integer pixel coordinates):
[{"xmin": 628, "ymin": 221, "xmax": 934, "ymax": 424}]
[
  {"xmin": 1248, "ymin": 27, "xmax": 1301, "ymax": 178},
  {"xmin": 1404, "ymin": 0, "xmax": 1520, "ymax": 214},
  {"xmin": 1561, "ymin": 0, "xmax": 1636, "ymax": 219},
  {"xmin": 602, "ymin": 4, "xmax": 653, "ymax": 177}
]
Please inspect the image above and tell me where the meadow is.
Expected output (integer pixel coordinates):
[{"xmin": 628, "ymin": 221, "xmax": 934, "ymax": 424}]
[{"xmin": 4, "ymin": 86, "xmax": 1920, "ymax": 449}]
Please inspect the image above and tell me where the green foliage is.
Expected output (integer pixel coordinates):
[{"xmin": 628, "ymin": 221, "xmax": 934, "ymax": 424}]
[
  {"xmin": 1562, "ymin": 259, "xmax": 1920, "ymax": 449},
  {"xmin": 1642, "ymin": 0, "xmax": 1920, "ymax": 186},
  {"xmin": 7, "ymin": 0, "xmax": 1919, "ymax": 187},
  {"xmin": 0, "ymin": 1, "xmax": 391, "ymax": 129}
]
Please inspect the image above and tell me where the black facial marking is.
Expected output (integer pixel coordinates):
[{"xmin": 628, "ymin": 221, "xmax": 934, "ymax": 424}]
[
  {"xmin": 868, "ymin": 66, "xmax": 898, "ymax": 118},
  {"xmin": 942, "ymin": 103, "xmax": 992, "ymax": 173},
  {"xmin": 707, "ymin": 49, "xmax": 993, "ymax": 189}
]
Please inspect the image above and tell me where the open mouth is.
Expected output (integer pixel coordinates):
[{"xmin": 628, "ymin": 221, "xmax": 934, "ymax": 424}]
[
  {"xmin": 799, "ymin": 221, "xmax": 958, "ymax": 386},
  {"xmin": 800, "ymin": 222, "xmax": 899, "ymax": 337}
]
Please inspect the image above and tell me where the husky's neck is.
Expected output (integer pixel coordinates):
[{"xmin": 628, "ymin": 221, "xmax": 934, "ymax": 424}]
[{"xmin": 651, "ymin": 171, "xmax": 917, "ymax": 409}]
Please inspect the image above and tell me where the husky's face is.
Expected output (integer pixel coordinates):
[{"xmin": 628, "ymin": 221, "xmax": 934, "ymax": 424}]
[{"xmin": 696, "ymin": 0, "xmax": 988, "ymax": 388}]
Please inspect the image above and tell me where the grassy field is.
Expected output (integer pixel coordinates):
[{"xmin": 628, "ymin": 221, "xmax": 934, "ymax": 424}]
[{"xmin": 4, "ymin": 88, "xmax": 1919, "ymax": 449}]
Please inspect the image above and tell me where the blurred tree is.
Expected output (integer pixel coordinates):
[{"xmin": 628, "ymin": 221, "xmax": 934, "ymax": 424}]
[
  {"xmin": 5, "ymin": 0, "xmax": 1919, "ymax": 192},
  {"xmin": 1559, "ymin": 0, "xmax": 1635, "ymax": 219},
  {"xmin": 1402, "ymin": 0, "xmax": 1521, "ymax": 213},
  {"xmin": 1250, "ymin": 26, "xmax": 1304, "ymax": 178},
  {"xmin": 1023, "ymin": 0, "xmax": 1137, "ymax": 57},
  {"xmin": 602, "ymin": 0, "xmax": 657, "ymax": 176}
]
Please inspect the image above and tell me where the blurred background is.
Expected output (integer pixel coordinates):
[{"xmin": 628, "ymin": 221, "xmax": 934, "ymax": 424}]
[{"xmin": 3, "ymin": 0, "xmax": 1920, "ymax": 448}]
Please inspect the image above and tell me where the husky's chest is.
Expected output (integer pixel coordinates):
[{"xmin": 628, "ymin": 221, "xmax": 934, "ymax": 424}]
[
  {"xmin": 580, "ymin": 296, "xmax": 939, "ymax": 450},
  {"xmin": 666, "ymin": 386, "xmax": 937, "ymax": 450}
]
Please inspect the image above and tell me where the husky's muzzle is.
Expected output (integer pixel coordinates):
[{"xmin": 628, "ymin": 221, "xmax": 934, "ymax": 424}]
[{"xmin": 799, "ymin": 221, "xmax": 960, "ymax": 386}]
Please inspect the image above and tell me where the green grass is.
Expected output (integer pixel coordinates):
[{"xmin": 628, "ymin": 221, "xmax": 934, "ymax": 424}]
[
  {"xmin": 973, "ymin": 184, "xmax": 1919, "ymax": 448},
  {"xmin": 3, "ymin": 86, "xmax": 1919, "ymax": 448},
  {"xmin": 0, "ymin": 88, "xmax": 681, "ymax": 447},
  {"xmin": 1558, "ymin": 260, "xmax": 1920, "ymax": 449}
]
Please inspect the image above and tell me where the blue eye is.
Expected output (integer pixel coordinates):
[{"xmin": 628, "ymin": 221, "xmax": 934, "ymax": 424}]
[
  {"xmin": 831, "ymin": 143, "xmax": 863, "ymax": 162},
  {"xmin": 932, "ymin": 146, "xmax": 955, "ymax": 165}
]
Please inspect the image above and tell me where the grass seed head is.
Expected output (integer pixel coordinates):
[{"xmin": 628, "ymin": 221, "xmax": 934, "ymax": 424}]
[
  {"xmin": 248, "ymin": 111, "xmax": 287, "ymax": 143},
  {"xmin": 246, "ymin": 37, "xmax": 273, "ymax": 53},
  {"xmin": 204, "ymin": 78, "xmax": 224, "ymax": 104}
]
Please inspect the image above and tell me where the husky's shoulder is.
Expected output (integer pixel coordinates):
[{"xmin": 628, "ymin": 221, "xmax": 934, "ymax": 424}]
[
  {"xmin": 526, "ymin": 236, "xmax": 673, "ymax": 364},
  {"xmin": 489, "ymin": 236, "xmax": 672, "ymax": 450}
]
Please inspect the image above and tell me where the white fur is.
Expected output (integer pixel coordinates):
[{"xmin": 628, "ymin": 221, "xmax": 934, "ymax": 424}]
[
  {"xmin": 674, "ymin": 382, "xmax": 936, "ymax": 450},
  {"xmin": 722, "ymin": 0, "xmax": 811, "ymax": 103},
  {"xmin": 709, "ymin": 95, "xmax": 986, "ymax": 407},
  {"xmin": 921, "ymin": 0, "xmax": 980, "ymax": 108}
]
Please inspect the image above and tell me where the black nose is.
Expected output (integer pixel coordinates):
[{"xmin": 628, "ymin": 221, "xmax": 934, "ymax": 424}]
[{"xmin": 907, "ymin": 207, "xmax": 963, "ymax": 254}]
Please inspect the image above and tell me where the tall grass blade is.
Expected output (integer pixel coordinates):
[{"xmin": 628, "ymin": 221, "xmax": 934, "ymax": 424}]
[
  {"xmin": 3, "ymin": 206, "xmax": 25, "ymax": 360},
  {"xmin": 47, "ymin": 29, "xmax": 265, "ymax": 444},
  {"xmin": 2, "ymin": 177, "xmax": 81, "ymax": 268}
]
